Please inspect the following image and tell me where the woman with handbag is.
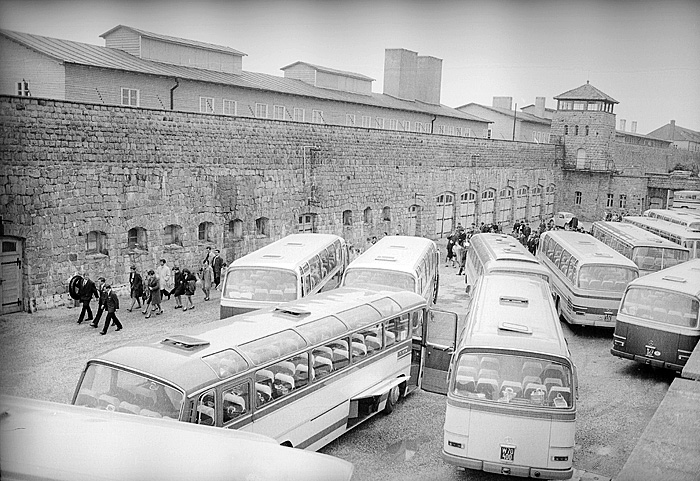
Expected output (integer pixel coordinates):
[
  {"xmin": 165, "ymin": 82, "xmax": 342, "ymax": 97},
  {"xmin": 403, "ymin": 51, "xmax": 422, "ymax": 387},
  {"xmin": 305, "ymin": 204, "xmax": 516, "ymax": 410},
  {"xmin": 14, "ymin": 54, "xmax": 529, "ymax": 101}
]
[{"xmin": 182, "ymin": 268, "xmax": 197, "ymax": 311}]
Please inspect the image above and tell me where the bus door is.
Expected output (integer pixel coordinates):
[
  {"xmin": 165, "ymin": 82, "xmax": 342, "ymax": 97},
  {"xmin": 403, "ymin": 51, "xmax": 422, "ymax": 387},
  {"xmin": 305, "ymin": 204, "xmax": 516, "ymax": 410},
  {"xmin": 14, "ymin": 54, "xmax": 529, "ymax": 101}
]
[{"xmin": 419, "ymin": 309, "xmax": 458, "ymax": 394}]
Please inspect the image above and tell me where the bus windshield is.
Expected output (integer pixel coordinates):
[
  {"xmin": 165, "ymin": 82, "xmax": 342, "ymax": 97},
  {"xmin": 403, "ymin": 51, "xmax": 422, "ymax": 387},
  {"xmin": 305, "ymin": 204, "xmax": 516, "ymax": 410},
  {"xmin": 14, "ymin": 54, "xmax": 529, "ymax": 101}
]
[
  {"xmin": 451, "ymin": 352, "xmax": 573, "ymax": 409},
  {"xmin": 631, "ymin": 246, "xmax": 688, "ymax": 271},
  {"xmin": 343, "ymin": 269, "xmax": 416, "ymax": 292},
  {"xmin": 620, "ymin": 287, "xmax": 699, "ymax": 328},
  {"xmin": 223, "ymin": 268, "xmax": 297, "ymax": 301},
  {"xmin": 577, "ymin": 265, "xmax": 638, "ymax": 291},
  {"xmin": 74, "ymin": 364, "xmax": 184, "ymax": 419}
]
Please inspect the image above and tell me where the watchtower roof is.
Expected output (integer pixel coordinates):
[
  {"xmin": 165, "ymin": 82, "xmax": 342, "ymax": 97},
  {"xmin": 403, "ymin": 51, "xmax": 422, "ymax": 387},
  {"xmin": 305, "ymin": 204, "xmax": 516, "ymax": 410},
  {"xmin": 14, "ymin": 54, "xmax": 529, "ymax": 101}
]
[{"xmin": 554, "ymin": 81, "xmax": 618, "ymax": 104}]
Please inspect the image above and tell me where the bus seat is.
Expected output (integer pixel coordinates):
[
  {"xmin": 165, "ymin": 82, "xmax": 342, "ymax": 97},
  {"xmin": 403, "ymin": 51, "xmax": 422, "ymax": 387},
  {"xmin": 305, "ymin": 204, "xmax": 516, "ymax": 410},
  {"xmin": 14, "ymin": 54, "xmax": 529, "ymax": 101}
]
[
  {"xmin": 313, "ymin": 346, "xmax": 333, "ymax": 361},
  {"xmin": 351, "ymin": 341, "xmax": 367, "ymax": 358},
  {"xmin": 499, "ymin": 380, "xmax": 523, "ymax": 400},
  {"xmin": 588, "ymin": 280, "xmax": 602, "ymax": 290},
  {"xmin": 294, "ymin": 364, "xmax": 310, "ymax": 387},
  {"xmin": 476, "ymin": 378, "xmax": 499, "ymax": 400},
  {"xmin": 642, "ymin": 256, "xmax": 655, "ymax": 270},
  {"xmin": 352, "ymin": 333, "xmax": 365, "ymax": 344},
  {"xmin": 578, "ymin": 278, "xmax": 590, "ymax": 289},
  {"xmin": 457, "ymin": 366, "xmax": 478, "ymax": 379},
  {"xmin": 272, "ymin": 361, "xmax": 295, "ymax": 377},
  {"xmin": 614, "ymin": 281, "xmax": 627, "ymax": 291},
  {"xmin": 75, "ymin": 389, "xmax": 99, "ymax": 408},
  {"xmin": 548, "ymin": 386, "xmax": 571, "ymax": 407},
  {"xmin": 637, "ymin": 305, "xmax": 652, "ymax": 319},
  {"xmin": 332, "ymin": 349, "xmax": 350, "ymax": 369},
  {"xmin": 479, "ymin": 356, "xmax": 500, "ymax": 372},
  {"xmin": 544, "ymin": 377, "xmax": 563, "ymax": 392},
  {"xmin": 542, "ymin": 364, "xmax": 566, "ymax": 383},
  {"xmin": 223, "ymin": 393, "xmax": 246, "ymax": 421},
  {"xmin": 521, "ymin": 361, "xmax": 543, "ymax": 378},
  {"xmin": 269, "ymin": 290, "xmax": 285, "ymax": 302},
  {"xmin": 384, "ymin": 330, "xmax": 396, "ymax": 346},
  {"xmin": 253, "ymin": 288, "xmax": 269, "ymax": 300},
  {"xmin": 601, "ymin": 280, "xmax": 614, "ymax": 291},
  {"xmin": 683, "ymin": 313, "xmax": 696, "ymax": 327},
  {"xmin": 652, "ymin": 307, "xmax": 668, "ymax": 319},
  {"xmin": 255, "ymin": 382, "xmax": 272, "ymax": 407},
  {"xmin": 454, "ymin": 375, "xmax": 476, "ymax": 394},
  {"xmin": 524, "ymin": 383, "xmax": 547, "ymax": 401},
  {"xmin": 365, "ymin": 336, "xmax": 381, "ymax": 353},
  {"xmin": 98, "ymin": 394, "xmax": 120, "ymax": 411},
  {"xmin": 459, "ymin": 355, "xmax": 480, "ymax": 369},
  {"xmin": 256, "ymin": 369, "xmax": 274, "ymax": 388},
  {"xmin": 283, "ymin": 288, "xmax": 297, "ymax": 300},
  {"xmin": 139, "ymin": 408, "xmax": 162, "ymax": 418},
  {"xmin": 313, "ymin": 355, "xmax": 333, "ymax": 377},
  {"xmin": 522, "ymin": 375, "xmax": 542, "ymax": 389},
  {"xmin": 118, "ymin": 401, "xmax": 141, "ymax": 415},
  {"xmin": 196, "ymin": 405, "xmax": 215, "ymax": 426},
  {"xmin": 330, "ymin": 339, "xmax": 349, "ymax": 351},
  {"xmin": 274, "ymin": 373, "xmax": 295, "ymax": 397},
  {"xmin": 477, "ymin": 368, "xmax": 499, "ymax": 381}
]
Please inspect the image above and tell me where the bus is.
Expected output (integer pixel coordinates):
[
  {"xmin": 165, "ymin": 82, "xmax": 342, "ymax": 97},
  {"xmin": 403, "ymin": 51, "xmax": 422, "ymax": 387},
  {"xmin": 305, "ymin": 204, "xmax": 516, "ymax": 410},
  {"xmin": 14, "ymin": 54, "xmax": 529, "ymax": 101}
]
[
  {"xmin": 538, "ymin": 231, "xmax": 639, "ymax": 327},
  {"xmin": 464, "ymin": 233, "xmax": 550, "ymax": 294},
  {"xmin": 420, "ymin": 275, "xmax": 577, "ymax": 479},
  {"xmin": 611, "ymin": 259, "xmax": 700, "ymax": 372},
  {"xmin": 72, "ymin": 287, "xmax": 456, "ymax": 451},
  {"xmin": 590, "ymin": 221, "xmax": 689, "ymax": 275},
  {"xmin": 623, "ymin": 216, "xmax": 700, "ymax": 259},
  {"xmin": 1, "ymin": 394, "xmax": 354, "ymax": 481},
  {"xmin": 219, "ymin": 234, "xmax": 349, "ymax": 319},
  {"xmin": 341, "ymin": 235, "xmax": 440, "ymax": 304},
  {"xmin": 643, "ymin": 208, "xmax": 700, "ymax": 231},
  {"xmin": 671, "ymin": 190, "xmax": 700, "ymax": 211}
]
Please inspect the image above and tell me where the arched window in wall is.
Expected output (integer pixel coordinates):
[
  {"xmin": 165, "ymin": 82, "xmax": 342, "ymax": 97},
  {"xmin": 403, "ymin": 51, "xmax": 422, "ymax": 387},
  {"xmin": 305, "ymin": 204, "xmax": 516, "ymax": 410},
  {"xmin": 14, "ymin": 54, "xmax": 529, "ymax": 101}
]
[
  {"xmin": 298, "ymin": 213, "xmax": 317, "ymax": 233},
  {"xmin": 198, "ymin": 221, "xmax": 214, "ymax": 243},
  {"xmin": 530, "ymin": 185, "xmax": 543, "ymax": 222},
  {"xmin": 574, "ymin": 125, "xmax": 579, "ymax": 136},
  {"xmin": 86, "ymin": 230, "xmax": 108, "ymax": 255},
  {"xmin": 382, "ymin": 206, "xmax": 391, "ymax": 221},
  {"xmin": 127, "ymin": 227, "xmax": 148, "ymax": 251},
  {"xmin": 164, "ymin": 224, "xmax": 183, "ymax": 247},
  {"xmin": 497, "ymin": 187, "xmax": 514, "ymax": 224},
  {"xmin": 515, "ymin": 186, "xmax": 529, "ymax": 222},
  {"xmin": 459, "ymin": 190, "xmax": 478, "ymax": 228},
  {"xmin": 576, "ymin": 148, "xmax": 587, "ymax": 169},
  {"xmin": 564, "ymin": 125, "xmax": 569, "ymax": 135},
  {"xmin": 435, "ymin": 192, "xmax": 455, "ymax": 237},
  {"xmin": 343, "ymin": 210, "xmax": 353, "ymax": 226},
  {"xmin": 407, "ymin": 204, "xmax": 421, "ymax": 236},
  {"xmin": 545, "ymin": 184, "xmax": 556, "ymax": 217},
  {"xmin": 229, "ymin": 219, "xmax": 243, "ymax": 240},
  {"xmin": 255, "ymin": 217, "xmax": 270, "ymax": 237},
  {"xmin": 363, "ymin": 207, "xmax": 373, "ymax": 224},
  {"xmin": 480, "ymin": 189, "xmax": 495, "ymax": 225}
]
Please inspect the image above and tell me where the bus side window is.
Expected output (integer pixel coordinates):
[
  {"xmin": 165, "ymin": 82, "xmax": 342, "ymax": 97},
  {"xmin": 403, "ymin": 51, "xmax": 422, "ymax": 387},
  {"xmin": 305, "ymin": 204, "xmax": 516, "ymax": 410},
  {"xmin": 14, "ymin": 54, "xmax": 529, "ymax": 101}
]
[
  {"xmin": 269, "ymin": 358, "xmax": 298, "ymax": 399},
  {"xmin": 196, "ymin": 390, "xmax": 216, "ymax": 426},
  {"xmin": 411, "ymin": 310, "xmax": 424, "ymax": 338},
  {"xmin": 222, "ymin": 381, "xmax": 249, "ymax": 424},
  {"xmin": 361, "ymin": 324, "xmax": 383, "ymax": 355},
  {"xmin": 386, "ymin": 314, "xmax": 410, "ymax": 343}
]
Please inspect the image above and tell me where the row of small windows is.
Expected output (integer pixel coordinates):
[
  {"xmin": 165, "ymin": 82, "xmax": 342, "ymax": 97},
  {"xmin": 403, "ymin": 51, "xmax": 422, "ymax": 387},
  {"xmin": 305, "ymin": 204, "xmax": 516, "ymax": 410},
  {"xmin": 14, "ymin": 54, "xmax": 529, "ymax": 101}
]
[
  {"xmin": 564, "ymin": 125, "xmax": 590, "ymax": 136},
  {"xmin": 342, "ymin": 206, "xmax": 393, "ymax": 227},
  {"xmin": 557, "ymin": 100, "xmax": 614, "ymax": 113},
  {"xmin": 573, "ymin": 192, "xmax": 628, "ymax": 209}
]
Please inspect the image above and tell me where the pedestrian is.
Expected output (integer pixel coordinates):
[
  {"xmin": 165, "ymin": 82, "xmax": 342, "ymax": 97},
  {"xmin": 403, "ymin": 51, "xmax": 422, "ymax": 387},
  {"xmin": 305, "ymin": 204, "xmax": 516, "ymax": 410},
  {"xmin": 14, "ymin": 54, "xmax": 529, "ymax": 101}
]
[
  {"xmin": 446, "ymin": 232, "xmax": 456, "ymax": 267},
  {"xmin": 89, "ymin": 277, "xmax": 107, "ymax": 329},
  {"xmin": 127, "ymin": 265, "xmax": 143, "ymax": 312},
  {"xmin": 182, "ymin": 268, "xmax": 197, "ymax": 311},
  {"xmin": 171, "ymin": 266, "xmax": 185, "ymax": 309},
  {"xmin": 454, "ymin": 239, "xmax": 464, "ymax": 274},
  {"xmin": 201, "ymin": 259, "xmax": 214, "ymax": 301},
  {"xmin": 156, "ymin": 259, "xmax": 172, "ymax": 301},
  {"xmin": 76, "ymin": 274, "xmax": 99, "ymax": 324},
  {"xmin": 211, "ymin": 249, "xmax": 224, "ymax": 289},
  {"xmin": 100, "ymin": 284, "xmax": 123, "ymax": 335},
  {"xmin": 203, "ymin": 246, "xmax": 212, "ymax": 263},
  {"xmin": 144, "ymin": 270, "xmax": 163, "ymax": 318}
]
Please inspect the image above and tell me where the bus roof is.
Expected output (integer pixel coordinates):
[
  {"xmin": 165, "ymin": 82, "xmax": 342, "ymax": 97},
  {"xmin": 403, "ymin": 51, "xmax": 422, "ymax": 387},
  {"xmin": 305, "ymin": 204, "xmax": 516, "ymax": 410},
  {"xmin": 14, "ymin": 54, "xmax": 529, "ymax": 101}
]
[
  {"xmin": 225, "ymin": 234, "xmax": 343, "ymax": 270},
  {"xmin": 457, "ymin": 275, "xmax": 569, "ymax": 359},
  {"xmin": 624, "ymin": 216, "xmax": 700, "ymax": 240},
  {"xmin": 94, "ymin": 287, "xmax": 426, "ymax": 393},
  {"xmin": 345, "ymin": 235, "xmax": 437, "ymax": 274},
  {"xmin": 592, "ymin": 221, "xmax": 689, "ymax": 250},
  {"xmin": 644, "ymin": 209, "xmax": 700, "ymax": 230},
  {"xmin": 541, "ymin": 230, "xmax": 639, "ymax": 268},
  {"xmin": 472, "ymin": 233, "xmax": 542, "ymax": 264},
  {"xmin": 624, "ymin": 258, "xmax": 700, "ymax": 297}
]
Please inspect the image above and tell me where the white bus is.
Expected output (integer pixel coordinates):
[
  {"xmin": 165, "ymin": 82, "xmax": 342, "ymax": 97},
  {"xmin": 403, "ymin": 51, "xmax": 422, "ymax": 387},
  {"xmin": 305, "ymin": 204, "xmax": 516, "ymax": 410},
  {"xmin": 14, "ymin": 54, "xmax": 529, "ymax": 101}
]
[
  {"xmin": 671, "ymin": 190, "xmax": 700, "ymax": 211},
  {"xmin": 643, "ymin": 208, "xmax": 700, "ymax": 231},
  {"xmin": 1, "ymin": 394, "xmax": 354, "ymax": 481},
  {"xmin": 624, "ymin": 215, "xmax": 700, "ymax": 259},
  {"xmin": 538, "ymin": 231, "xmax": 639, "ymax": 327},
  {"xmin": 220, "ymin": 234, "xmax": 349, "ymax": 319},
  {"xmin": 420, "ymin": 275, "xmax": 577, "ymax": 479},
  {"xmin": 341, "ymin": 235, "xmax": 440, "ymax": 304},
  {"xmin": 73, "ymin": 287, "xmax": 456, "ymax": 451},
  {"xmin": 590, "ymin": 221, "xmax": 689, "ymax": 275},
  {"xmin": 612, "ymin": 259, "xmax": 700, "ymax": 372},
  {"xmin": 464, "ymin": 233, "xmax": 550, "ymax": 294}
]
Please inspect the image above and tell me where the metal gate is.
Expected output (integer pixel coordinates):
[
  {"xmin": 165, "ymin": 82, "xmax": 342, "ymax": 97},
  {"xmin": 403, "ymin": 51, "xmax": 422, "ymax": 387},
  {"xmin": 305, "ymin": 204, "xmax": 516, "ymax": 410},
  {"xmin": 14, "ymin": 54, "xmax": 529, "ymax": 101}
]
[{"xmin": 1, "ymin": 237, "xmax": 23, "ymax": 314}]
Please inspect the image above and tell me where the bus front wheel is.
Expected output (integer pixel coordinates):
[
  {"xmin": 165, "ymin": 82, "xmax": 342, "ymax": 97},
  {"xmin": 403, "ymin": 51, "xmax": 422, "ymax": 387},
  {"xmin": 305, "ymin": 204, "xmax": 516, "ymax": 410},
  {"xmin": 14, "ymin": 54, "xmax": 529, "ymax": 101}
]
[{"xmin": 384, "ymin": 385, "xmax": 400, "ymax": 414}]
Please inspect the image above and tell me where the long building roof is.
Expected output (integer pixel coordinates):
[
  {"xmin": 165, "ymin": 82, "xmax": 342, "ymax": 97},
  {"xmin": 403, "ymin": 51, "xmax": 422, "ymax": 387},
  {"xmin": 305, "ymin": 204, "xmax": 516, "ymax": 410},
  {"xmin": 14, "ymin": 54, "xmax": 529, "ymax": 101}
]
[
  {"xmin": 0, "ymin": 29, "xmax": 488, "ymax": 123},
  {"xmin": 456, "ymin": 102, "xmax": 550, "ymax": 125}
]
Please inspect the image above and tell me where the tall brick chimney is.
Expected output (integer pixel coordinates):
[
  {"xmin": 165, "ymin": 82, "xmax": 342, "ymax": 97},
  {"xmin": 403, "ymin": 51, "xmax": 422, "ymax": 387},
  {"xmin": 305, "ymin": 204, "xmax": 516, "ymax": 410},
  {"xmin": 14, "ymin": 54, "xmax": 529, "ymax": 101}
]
[
  {"xmin": 383, "ymin": 49, "xmax": 417, "ymax": 101},
  {"xmin": 416, "ymin": 56, "xmax": 442, "ymax": 105},
  {"xmin": 631, "ymin": 121, "xmax": 637, "ymax": 133},
  {"xmin": 534, "ymin": 97, "xmax": 546, "ymax": 118},
  {"xmin": 620, "ymin": 119, "xmax": 626, "ymax": 131},
  {"xmin": 670, "ymin": 120, "xmax": 676, "ymax": 140},
  {"xmin": 492, "ymin": 97, "xmax": 513, "ymax": 110}
]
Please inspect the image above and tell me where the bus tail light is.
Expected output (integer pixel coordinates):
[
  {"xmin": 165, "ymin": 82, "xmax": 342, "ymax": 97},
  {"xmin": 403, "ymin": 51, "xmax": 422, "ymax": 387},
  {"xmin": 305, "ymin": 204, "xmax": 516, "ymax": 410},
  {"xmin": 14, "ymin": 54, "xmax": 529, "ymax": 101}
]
[
  {"xmin": 678, "ymin": 349, "xmax": 692, "ymax": 362},
  {"xmin": 613, "ymin": 334, "xmax": 626, "ymax": 348}
]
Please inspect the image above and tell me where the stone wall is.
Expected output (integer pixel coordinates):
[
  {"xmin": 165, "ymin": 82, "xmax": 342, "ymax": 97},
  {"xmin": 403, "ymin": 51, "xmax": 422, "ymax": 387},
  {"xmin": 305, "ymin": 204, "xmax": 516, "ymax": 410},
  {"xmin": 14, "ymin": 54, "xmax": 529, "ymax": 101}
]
[{"xmin": 0, "ymin": 95, "xmax": 559, "ymax": 311}]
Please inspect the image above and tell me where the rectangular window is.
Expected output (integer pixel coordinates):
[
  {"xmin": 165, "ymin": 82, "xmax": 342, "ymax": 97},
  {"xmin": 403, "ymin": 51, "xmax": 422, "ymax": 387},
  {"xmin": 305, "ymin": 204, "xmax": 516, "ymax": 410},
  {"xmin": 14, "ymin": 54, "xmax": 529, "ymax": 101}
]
[
  {"xmin": 273, "ymin": 105, "xmax": 286, "ymax": 120},
  {"xmin": 447, "ymin": 126, "xmax": 455, "ymax": 135},
  {"xmin": 575, "ymin": 191, "xmax": 582, "ymax": 205},
  {"xmin": 438, "ymin": 125, "xmax": 445, "ymax": 135},
  {"xmin": 573, "ymin": 102, "xmax": 586, "ymax": 111},
  {"xmin": 389, "ymin": 119, "xmax": 398, "ymax": 130},
  {"xmin": 375, "ymin": 117, "xmax": 385, "ymax": 129},
  {"xmin": 606, "ymin": 193, "xmax": 614, "ymax": 208},
  {"xmin": 345, "ymin": 114, "xmax": 356, "ymax": 126},
  {"xmin": 361, "ymin": 116, "xmax": 371, "ymax": 128},
  {"xmin": 293, "ymin": 108, "xmax": 305, "ymax": 122},
  {"xmin": 200, "ymin": 97, "xmax": 214, "ymax": 113},
  {"xmin": 487, "ymin": 128, "xmax": 492, "ymax": 139},
  {"xmin": 619, "ymin": 194, "xmax": 627, "ymax": 209},
  {"xmin": 587, "ymin": 102, "xmax": 600, "ymax": 111},
  {"xmin": 404, "ymin": 121, "xmax": 411, "ymax": 132},
  {"xmin": 455, "ymin": 127, "xmax": 463, "ymax": 136},
  {"xmin": 312, "ymin": 110, "xmax": 324, "ymax": 124},
  {"xmin": 17, "ymin": 80, "xmax": 30, "ymax": 97},
  {"xmin": 223, "ymin": 99, "xmax": 237, "ymax": 116},
  {"xmin": 121, "ymin": 88, "xmax": 139, "ymax": 107},
  {"xmin": 559, "ymin": 100, "xmax": 573, "ymax": 110},
  {"xmin": 255, "ymin": 103, "xmax": 268, "ymax": 118}
]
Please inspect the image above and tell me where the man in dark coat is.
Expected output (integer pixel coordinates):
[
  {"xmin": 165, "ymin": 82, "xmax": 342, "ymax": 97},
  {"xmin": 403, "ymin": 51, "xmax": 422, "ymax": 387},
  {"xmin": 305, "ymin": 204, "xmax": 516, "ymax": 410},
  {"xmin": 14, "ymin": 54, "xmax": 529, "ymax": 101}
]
[
  {"xmin": 100, "ymin": 284, "xmax": 123, "ymax": 335},
  {"xmin": 89, "ymin": 277, "xmax": 107, "ymax": 329},
  {"xmin": 211, "ymin": 249, "xmax": 224, "ymax": 289},
  {"xmin": 76, "ymin": 274, "xmax": 99, "ymax": 324}
]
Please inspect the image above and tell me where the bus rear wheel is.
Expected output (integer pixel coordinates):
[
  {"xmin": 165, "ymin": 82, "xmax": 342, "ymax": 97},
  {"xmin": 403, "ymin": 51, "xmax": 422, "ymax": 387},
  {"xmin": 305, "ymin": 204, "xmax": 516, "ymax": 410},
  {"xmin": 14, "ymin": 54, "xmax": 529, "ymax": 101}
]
[{"xmin": 384, "ymin": 385, "xmax": 401, "ymax": 414}]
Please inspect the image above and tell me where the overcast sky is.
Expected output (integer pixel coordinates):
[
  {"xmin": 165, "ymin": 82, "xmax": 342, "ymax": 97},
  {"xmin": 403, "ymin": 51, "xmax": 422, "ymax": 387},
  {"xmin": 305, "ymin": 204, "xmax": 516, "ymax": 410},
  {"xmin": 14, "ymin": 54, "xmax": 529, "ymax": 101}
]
[{"xmin": 1, "ymin": 0, "xmax": 699, "ymax": 133}]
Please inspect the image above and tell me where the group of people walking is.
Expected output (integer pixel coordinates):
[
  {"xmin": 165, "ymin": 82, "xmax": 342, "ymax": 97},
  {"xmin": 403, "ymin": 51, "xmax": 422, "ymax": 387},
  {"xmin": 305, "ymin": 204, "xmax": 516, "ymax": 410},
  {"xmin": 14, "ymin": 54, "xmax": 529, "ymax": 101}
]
[{"xmin": 74, "ymin": 248, "xmax": 225, "ymax": 334}]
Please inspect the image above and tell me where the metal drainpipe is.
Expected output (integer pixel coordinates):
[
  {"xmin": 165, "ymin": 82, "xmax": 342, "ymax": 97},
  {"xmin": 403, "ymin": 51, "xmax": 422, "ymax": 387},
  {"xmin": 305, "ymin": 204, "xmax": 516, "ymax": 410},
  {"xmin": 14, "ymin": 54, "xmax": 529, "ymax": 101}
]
[
  {"xmin": 170, "ymin": 79, "xmax": 180, "ymax": 110},
  {"xmin": 430, "ymin": 115, "xmax": 437, "ymax": 134}
]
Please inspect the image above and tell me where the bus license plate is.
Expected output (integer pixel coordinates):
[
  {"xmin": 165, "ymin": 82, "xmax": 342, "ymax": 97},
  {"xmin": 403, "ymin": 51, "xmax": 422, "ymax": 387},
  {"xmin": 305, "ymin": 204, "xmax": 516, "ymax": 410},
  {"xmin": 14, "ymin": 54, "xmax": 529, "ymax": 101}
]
[{"xmin": 500, "ymin": 445, "xmax": 515, "ymax": 462}]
